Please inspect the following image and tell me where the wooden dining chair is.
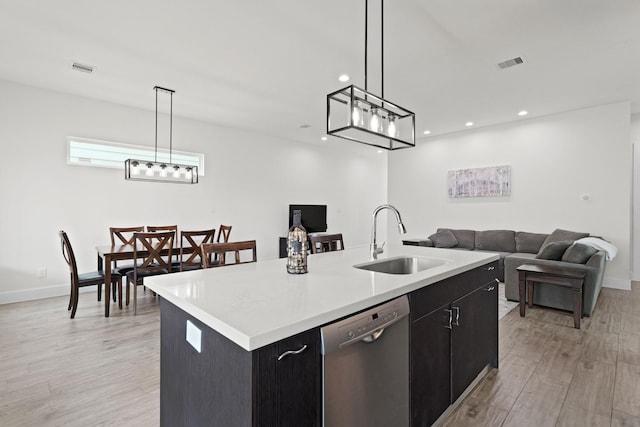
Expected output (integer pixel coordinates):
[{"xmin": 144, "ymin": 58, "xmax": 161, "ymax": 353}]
[
  {"xmin": 178, "ymin": 228, "xmax": 216, "ymax": 271},
  {"xmin": 59, "ymin": 230, "xmax": 122, "ymax": 319},
  {"xmin": 108, "ymin": 226, "xmax": 144, "ymax": 305},
  {"xmin": 309, "ymin": 233, "xmax": 344, "ymax": 254},
  {"xmin": 147, "ymin": 225, "xmax": 178, "ymax": 264},
  {"xmin": 217, "ymin": 225, "xmax": 232, "ymax": 243},
  {"xmin": 201, "ymin": 240, "xmax": 257, "ymax": 268},
  {"xmin": 127, "ymin": 231, "xmax": 175, "ymax": 315}
]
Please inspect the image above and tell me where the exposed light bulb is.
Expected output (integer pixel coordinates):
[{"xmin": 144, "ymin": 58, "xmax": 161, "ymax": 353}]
[
  {"xmin": 352, "ymin": 101, "xmax": 364, "ymax": 127},
  {"xmin": 387, "ymin": 115, "xmax": 397, "ymax": 138},
  {"xmin": 131, "ymin": 161, "xmax": 140, "ymax": 175},
  {"xmin": 185, "ymin": 167, "xmax": 193, "ymax": 180},
  {"xmin": 370, "ymin": 108, "xmax": 381, "ymax": 132},
  {"xmin": 145, "ymin": 162, "xmax": 154, "ymax": 176},
  {"xmin": 159, "ymin": 164, "xmax": 168, "ymax": 177},
  {"xmin": 173, "ymin": 165, "xmax": 180, "ymax": 178}
]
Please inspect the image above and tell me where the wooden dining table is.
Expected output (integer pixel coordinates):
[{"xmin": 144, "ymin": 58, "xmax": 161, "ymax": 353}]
[{"xmin": 96, "ymin": 243, "xmax": 197, "ymax": 317}]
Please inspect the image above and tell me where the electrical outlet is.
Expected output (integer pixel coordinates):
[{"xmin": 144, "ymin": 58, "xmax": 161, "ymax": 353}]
[
  {"xmin": 186, "ymin": 320, "xmax": 202, "ymax": 353},
  {"xmin": 37, "ymin": 268, "xmax": 47, "ymax": 279}
]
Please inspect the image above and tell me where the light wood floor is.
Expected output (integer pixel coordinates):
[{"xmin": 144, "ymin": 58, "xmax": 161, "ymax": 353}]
[{"xmin": 1, "ymin": 284, "xmax": 639, "ymax": 426}]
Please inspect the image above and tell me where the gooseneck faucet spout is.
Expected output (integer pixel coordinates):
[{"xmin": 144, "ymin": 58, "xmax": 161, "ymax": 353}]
[{"xmin": 370, "ymin": 204, "xmax": 407, "ymax": 259}]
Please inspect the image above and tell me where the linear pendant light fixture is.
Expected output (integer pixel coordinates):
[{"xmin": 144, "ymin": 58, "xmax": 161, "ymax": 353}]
[
  {"xmin": 326, "ymin": 0, "xmax": 415, "ymax": 150},
  {"xmin": 125, "ymin": 86, "xmax": 198, "ymax": 184}
]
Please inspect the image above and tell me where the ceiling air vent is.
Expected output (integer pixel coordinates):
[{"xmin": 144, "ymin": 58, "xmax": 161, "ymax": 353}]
[
  {"xmin": 497, "ymin": 57, "xmax": 524, "ymax": 69},
  {"xmin": 72, "ymin": 62, "xmax": 94, "ymax": 73}
]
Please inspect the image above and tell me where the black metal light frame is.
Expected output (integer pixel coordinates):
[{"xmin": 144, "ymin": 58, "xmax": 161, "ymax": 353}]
[
  {"xmin": 125, "ymin": 86, "xmax": 199, "ymax": 184},
  {"xmin": 326, "ymin": 0, "xmax": 415, "ymax": 150}
]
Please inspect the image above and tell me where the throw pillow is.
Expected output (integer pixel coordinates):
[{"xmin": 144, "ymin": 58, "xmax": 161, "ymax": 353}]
[
  {"xmin": 535, "ymin": 240, "xmax": 574, "ymax": 261},
  {"xmin": 515, "ymin": 232, "xmax": 549, "ymax": 254},
  {"xmin": 561, "ymin": 243, "xmax": 598, "ymax": 264},
  {"xmin": 438, "ymin": 228, "xmax": 476, "ymax": 249},
  {"xmin": 428, "ymin": 229, "xmax": 458, "ymax": 248},
  {"xmin": 541, "ymin": 228, "xmax": 589, "ymax": 247}
]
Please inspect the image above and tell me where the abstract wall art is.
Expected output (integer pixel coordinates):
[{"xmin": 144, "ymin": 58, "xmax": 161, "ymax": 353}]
[{"xmin": 448, "ymin": 165, "xmax": 511, "ymax": 198}]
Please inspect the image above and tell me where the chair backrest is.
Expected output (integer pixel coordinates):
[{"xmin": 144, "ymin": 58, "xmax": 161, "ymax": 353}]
[
  {"xmin": 59, "ymin": 230, "xmax": 78, "ymax": 280},
  {"xmin": 217, "ymin": 225, "xmax": 232, "ymax": 243},
  {"xmin": 132, "ymin": 231, "xmax": 175, "ymax": 277},
  {"xmin": 180, "ymin": 228, "xmax": 216, "ymax": 271},
  {"xmin": 147, "ymin": 225, "xmax": 178, "ymax": 233},
  {"xmin": 110, "ymin": 226, "xmax": 144, "ymax": 246},
  {"xmin": 201, "ymin": 240, "xmax": 257, "ymax": 268},
  {"xmin": 309, "ymin": 233, "xmax": 344, "ymax": 254}
]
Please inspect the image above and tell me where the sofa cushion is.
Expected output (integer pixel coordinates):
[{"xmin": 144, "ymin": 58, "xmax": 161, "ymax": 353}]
[
  {"xmin": 515, "ymin": 232, "xmax": 549, "ymax": 254},
  {"xmin": 561, "ymin": 243, "xmax": 598, "ymax": 264},
  {"xmin": 475, "ymin": 230, "xmax": 516, "ymax": 252},
  {"xmin": 542, "ymin": 228, "xmax": 589, "ymax": 247},
  {"xmin": 535, "ymin": 240, "xmax": 573, "ymax": 261},
  {"xmin": 428, "ymin": 229, "xmax": 458, "ymax": 248},
  {"xmin": 438, "ymin": 228, "xmax": 476, "ymax": 249}
]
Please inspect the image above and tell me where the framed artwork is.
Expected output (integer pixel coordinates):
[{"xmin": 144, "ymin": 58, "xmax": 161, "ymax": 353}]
[{"xmin": 448, "ymin": 165, "xmax": 511, "ymax": 198}]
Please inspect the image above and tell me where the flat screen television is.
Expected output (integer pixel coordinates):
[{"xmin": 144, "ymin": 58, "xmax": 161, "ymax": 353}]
[{"xmin": 288, "ymin": 204, "xmax": 327, "ymax": 233}]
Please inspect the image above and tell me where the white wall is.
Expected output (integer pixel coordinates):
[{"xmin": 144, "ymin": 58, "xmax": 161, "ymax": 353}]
[
  {"xmin": 0, "ymin": 80, "xmax": 388, "ymax": 303},
  {"xmin": 388, "ymin": 102, "xmax": 632, "ymax": 289},
  {"xmin": 631, "ymin": 113, "xmax": 640, "ymax": 279}
]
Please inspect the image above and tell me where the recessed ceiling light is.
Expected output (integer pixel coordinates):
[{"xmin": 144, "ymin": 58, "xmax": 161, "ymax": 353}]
[
  {"xmin": 377, "ymin": 150, "xmax": 383, "ymax": 154},
  {"xmin": 338, "ymin": 74, "xmax": 350, "ymax": 82},
  {"xmin": 321, "ymin": 136, "xmax": 328, "ymax": 141},
  {"xmin": 423, "ymin": 130, "xmax": 431, "ymax": 135},
  {"xmin": 465, "ymin": 122, "xmax": 474, "ymax": 127},
  {"xmin": 518, "ymin": 110, "xmax": 528, "ymax": 116}
]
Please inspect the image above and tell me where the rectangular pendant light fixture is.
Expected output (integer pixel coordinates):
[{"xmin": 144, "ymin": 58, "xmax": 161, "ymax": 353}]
[
  {"xmin": 125, "ymin": 86, "xmax": 199, "ymax": 184},
  {"xmin": 327, "ymin": 85, "xmax": 415, "ymax": 150},
  {"xmin": 326, "ymin": 0, "xmax": 415, "ymax": 151}
]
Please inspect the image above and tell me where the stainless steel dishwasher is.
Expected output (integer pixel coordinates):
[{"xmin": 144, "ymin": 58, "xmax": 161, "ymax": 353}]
[{"xmin": 321, "ymin": 295, "xmax": 410, "ymax": 427}]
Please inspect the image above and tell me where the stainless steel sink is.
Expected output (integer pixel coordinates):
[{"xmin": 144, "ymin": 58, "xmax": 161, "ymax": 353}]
[{"xmin": 354, "ymin": 256, "xmax": 447, "ymax": 275}]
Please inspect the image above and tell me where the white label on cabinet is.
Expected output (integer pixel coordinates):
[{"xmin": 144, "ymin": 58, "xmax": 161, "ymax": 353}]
[{"xmin": 186, "ymin": 320, "xmax": 202, "ymax": 353}]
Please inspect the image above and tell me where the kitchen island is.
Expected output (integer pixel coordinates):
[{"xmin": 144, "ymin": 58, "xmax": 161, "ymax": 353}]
[{"xmin": 146, "ymin": 245, "xmax": 499, "ymax": 426}]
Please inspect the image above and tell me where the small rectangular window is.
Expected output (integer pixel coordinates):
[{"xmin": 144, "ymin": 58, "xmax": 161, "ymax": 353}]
[{"xmin": 67, "ymin": 137, "xmax": 205, "ymax": 175}]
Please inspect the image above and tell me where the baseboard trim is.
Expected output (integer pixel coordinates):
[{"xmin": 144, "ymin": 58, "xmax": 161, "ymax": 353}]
[
  {"xmin": 602, "ymin": 278, "xmax": 631, "ymax": 291},
  {"xmin": 0, "ymin": 284, "xmax": 96, "ymax": 305}
]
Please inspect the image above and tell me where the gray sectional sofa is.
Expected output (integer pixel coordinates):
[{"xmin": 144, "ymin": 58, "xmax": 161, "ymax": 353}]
[{"xmin": 408, "ymin": 228, "xmax": 607, "ymax": 316}]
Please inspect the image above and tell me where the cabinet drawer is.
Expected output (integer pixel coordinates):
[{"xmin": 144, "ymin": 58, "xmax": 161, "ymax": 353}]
[
  {"xmin": 477, "ymin": 260, "xmax": 499, "ymax": 285},
  {"xmin": 409, "ymin": 269, "xmax": 477, "ymax": 321}
]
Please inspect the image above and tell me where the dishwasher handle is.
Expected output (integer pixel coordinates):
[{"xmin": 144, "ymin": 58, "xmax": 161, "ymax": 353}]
[{"xmin": 361, "ymin": 328, "xmax": 385, "ymax": 343}]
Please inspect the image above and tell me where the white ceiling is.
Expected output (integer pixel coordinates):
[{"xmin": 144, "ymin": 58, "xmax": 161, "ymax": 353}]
[{"xmin": 2, "ymin": 0, "xmax": 640, "ymax": 145}]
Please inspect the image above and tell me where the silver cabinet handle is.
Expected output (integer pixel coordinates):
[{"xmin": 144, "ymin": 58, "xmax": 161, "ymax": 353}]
[
  {"xmin": 277, "ymin": 344, "xmax": 308, "ymax": 361},
  {"xmin": 486, "ymin": 286, "xmax": 496, "ymax": 292},
  {"xmin": 452, "ymin": 306, "xmax": 460, "ymax": 326},
  {"xmin": 445, "ymin": 309, "xmax": 453, "ymax": 329},
  {"xmin": 485, "ymin": 266, "xmax": 495, "ymax": 271}
]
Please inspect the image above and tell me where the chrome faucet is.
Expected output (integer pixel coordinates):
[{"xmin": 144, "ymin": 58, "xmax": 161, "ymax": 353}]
[{"xmin": 370, "ymin": 204, "xmax": 407, "ymax": 259}]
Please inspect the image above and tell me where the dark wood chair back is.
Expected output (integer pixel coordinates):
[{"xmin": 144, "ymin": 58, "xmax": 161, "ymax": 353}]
[
  {"xmin": 309, "ymin": 233, "xmax": 344, "ymax": 254},
  {"xmin": 110, "ymin": 226, "xmax": 145, "ymax": 246},
  {"xmin": 180, "ymin": 228, "xmax": 216, "ymax": 271},
  {"xmin": 132, "ymin": 231, "xmax": 175, "ymax": 276},
  {"xmin": 201, "ymin": 240, "xmax": 257, "ymax": 268},
  {"xmin": 147, "ymin": 225, "xmax": 178, "ymax": 233},
  {"xmin": 60, "ymin": 230, "xmax": 79, "ymax": 281},
  {"xmin": 217, "ymin": 225, "xmax": 232, "ymax": 243}
]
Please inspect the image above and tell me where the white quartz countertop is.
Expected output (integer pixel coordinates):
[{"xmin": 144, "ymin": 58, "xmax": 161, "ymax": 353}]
[{"xmin": 145, "ymin": 245, "xmax": 498, "ymax": 351}]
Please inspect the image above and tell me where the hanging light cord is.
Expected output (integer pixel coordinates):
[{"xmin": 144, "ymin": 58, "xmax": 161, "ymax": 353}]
[
  {"xmin": 364, "ymin": 0, "xmax": 385, "ymax": 102},
  {"xmin": 169, "ymin": 90, "xmax": 173, "ymax": 165},
  {"xmin": 364, "ymin": 0, "xmax": 368, "ymax": 93},
  {"xmin": 154, "ymin": 87, "xmax": 158, "ymax": 162}
]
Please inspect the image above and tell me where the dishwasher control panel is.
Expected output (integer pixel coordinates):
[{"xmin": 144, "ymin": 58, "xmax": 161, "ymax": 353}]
[{"xmin": 321, "ymin": 296, "xmax": 410, "ymax": 353}]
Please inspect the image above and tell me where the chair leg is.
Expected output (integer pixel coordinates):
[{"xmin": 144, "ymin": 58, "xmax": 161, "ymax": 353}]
[
  {"xmin": 126, "ymin": 278, "xmax": 130, "ymax": 306},
  {"xmin": 97, "ymin": 282, "xmax": 102, "ymax": 302},
  {"xmin": 117, "ymin": 278, "xmax": 123, "ymax": 310},
  {"xmin": 68, "ymin": 283, "xmax": 73, "ymax": 311},
  {"xmin": 112, "ymin": 281, "xmax": 117, "ymax": 303},
  {"xmin": 70, "ymin": 285, "xmax": 79, "ymax": 319},
  {"xmin": 133, "ymin": 279, "xmax": 138, "ymax": 315}
]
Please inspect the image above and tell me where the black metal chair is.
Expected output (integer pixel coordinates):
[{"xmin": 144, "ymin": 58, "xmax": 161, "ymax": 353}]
[{"xmin": 59, "ymin": 230, "xmax": 122, "ymax": 319}]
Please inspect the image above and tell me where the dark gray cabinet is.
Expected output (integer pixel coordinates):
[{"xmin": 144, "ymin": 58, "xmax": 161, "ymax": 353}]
[
  {"xmin": 409, "ymin": 261, "xmax": 499, "ymax": 427},
  {"xmin": 159, "ymin": 299, "xmax": 320, "ymax": 427}
]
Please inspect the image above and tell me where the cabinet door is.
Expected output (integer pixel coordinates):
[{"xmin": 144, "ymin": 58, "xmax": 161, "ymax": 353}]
[
  {"xmin": 255, "ymin": 328, "xmax": 321, "ymax": 427},
  {"xmin": 450, "ymin": 283, "xmax": 498, "ymax": 401},
  {"xmin": 411, "ymin": 304, "xmax": 451, "ymax": 427}
]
